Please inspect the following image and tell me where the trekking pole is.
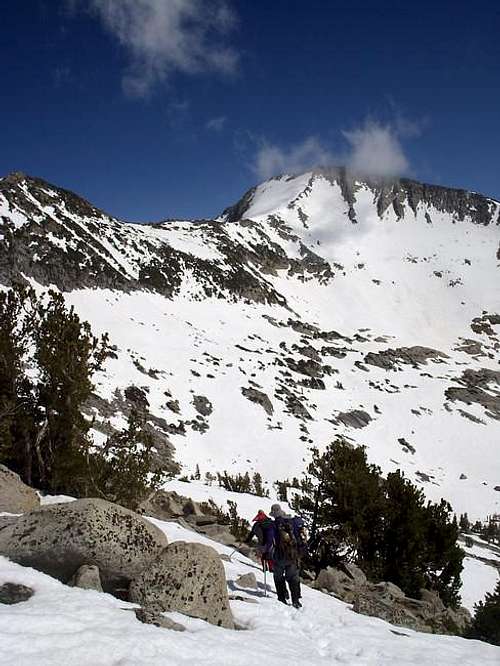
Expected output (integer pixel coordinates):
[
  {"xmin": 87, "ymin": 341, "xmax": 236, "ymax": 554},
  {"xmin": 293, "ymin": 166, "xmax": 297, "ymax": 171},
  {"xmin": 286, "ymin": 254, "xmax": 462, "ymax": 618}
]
[{"xmin": 262, "ymin": 558, "xmax": 268, "ymax": 597}]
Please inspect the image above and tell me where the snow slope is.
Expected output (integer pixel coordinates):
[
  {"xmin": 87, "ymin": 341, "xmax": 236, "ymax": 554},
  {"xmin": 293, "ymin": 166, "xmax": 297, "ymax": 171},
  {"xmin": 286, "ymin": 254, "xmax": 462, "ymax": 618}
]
[
  {"xmin": 1, "ymin": 493, "xmax": 499, "ymax": 666},
  {"xmin": 0, "ymin": 169, "xmax": 499, "ymax": 521}
]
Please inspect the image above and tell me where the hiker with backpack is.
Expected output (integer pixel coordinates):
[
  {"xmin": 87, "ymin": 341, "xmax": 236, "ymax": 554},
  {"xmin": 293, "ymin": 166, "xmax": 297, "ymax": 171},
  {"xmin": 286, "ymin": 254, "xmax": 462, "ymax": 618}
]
[
  {"xmin": 269, "ymin": 503, "xmax": 306, "ymax": 609},
  {"xmin": 245, "ymin": 509, "xmax": 276, "ymax": 571},
  {"xmin": 245, "ymin": 504, "xmax": 307, "ymax": 608}
]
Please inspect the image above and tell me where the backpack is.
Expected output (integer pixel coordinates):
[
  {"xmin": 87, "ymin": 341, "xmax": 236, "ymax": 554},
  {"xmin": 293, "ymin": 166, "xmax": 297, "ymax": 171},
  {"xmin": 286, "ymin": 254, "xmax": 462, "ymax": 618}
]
[
  {"xmin": 291, "ymin": 516, "xmax": 309, "ymax": 558},
  {"xmin": 253, "ymin": 517, "xmax": 275, "ymax": 556},
  {"xmin": 275, "ymin": 515, "xmax": 308, "ymax": 561}
]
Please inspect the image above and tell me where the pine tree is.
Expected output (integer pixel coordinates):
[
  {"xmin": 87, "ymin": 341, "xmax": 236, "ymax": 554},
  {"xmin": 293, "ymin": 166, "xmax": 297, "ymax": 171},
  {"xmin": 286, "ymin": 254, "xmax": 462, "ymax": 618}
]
[
  {"xmin": 423, "ymin": 500, "xmax": 463, "ymax": 607},
  {"xmin": 466, "ymin": 578, "xmax": 500, "ymax": 645},
  {"xmin": 459, "ymin": 512, "xmax": 470, "ymax": 531},
  {"xmin": 252, "ymin": 472, "xmax": 264, "ymax": 496},
  {"xmin": 33, "ymin": 291, "xmax": 109, "ymax": 493},
  {"xmin": 88, "ymin": 409, "xmax": 166, "ymax": 510},
  {"xmin": 275, "ymin": 480, "xmax": 288, "ymax": 502},
  {"xmin": 292, "ymin": 437, "xmax": 464, "ymax": 605},
  {"xmin": 217, "ymin": 470, "xmax": 252, "ymax": 493},
  {"xmin": 0, "ymin": 287, "xmax": 109, "ymax": 495},
  {"xmin": 381, "ymin": 470, "xmax": 428, "ymax": 596},
  {"xmin": 292, "ymin": 438, "xmax": 385, "ymax": 576},
  {"xmin": 0, "ymin": 286, "xmax": 38, "ymax": 483}
]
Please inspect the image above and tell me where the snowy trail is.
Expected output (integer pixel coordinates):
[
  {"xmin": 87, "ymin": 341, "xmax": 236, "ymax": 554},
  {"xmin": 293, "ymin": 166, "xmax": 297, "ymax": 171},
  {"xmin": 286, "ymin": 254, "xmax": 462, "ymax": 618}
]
[{"xmin": 1, "ymin": 498, "xmax": 499, "ymax": 666}]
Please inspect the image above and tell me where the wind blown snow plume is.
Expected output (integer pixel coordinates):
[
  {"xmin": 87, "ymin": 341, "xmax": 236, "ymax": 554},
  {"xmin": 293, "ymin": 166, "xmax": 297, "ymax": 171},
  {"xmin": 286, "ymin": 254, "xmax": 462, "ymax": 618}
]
[
  {"xmin": 77, "ymin": 0, "xmax": 238, "ymax": 96},
  {"xmin": 343, "ymin": 120, "xmax": 411, "ymax": 177},
  {"xmin": 253, "ymin": 137, "xmax": 335, "ymax": 180}
]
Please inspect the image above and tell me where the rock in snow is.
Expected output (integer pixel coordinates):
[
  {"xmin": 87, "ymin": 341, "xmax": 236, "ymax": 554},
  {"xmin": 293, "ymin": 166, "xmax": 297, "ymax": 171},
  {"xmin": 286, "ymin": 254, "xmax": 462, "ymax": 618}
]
[
  {"xmin": 234, "ymin": 572, "xmax": 258, "ymax": 590},
  {"xmin": 129, "ymin": 541, "xmax": 234, "ymax": 629},
  {"xmin": 0, "ymin": 464, "xmax": 40, "ymax": 514},
  {"xmin": 0, "ymin": 498, "xmax": 167, "ymax": 593},
  {"xmin": 68, "ymin": 564, "xmax": 103, "ymax": 592},
  {"xmin": 0, "ymin": 582, "xmax": 34, "ymax": 605}
]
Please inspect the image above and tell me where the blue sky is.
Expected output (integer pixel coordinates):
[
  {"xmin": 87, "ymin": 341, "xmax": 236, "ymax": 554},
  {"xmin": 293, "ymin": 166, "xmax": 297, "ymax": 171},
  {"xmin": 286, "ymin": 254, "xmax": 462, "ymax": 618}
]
[{"xmin": 1, "ymin": 1, "xmax": 499, "ymax": 221}]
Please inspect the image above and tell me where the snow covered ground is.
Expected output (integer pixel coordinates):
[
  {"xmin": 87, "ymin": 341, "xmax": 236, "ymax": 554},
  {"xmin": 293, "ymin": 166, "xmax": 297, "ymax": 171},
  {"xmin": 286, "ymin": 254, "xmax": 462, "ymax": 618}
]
[{"xmin": 1, "ymin": 498, "xmax": 500, "ymax": 666}]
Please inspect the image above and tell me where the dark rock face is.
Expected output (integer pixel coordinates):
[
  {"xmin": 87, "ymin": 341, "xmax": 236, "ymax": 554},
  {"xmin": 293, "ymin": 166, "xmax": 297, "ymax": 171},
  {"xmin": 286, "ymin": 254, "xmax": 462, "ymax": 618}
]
[
  {"xmin": 0, "ymin": 582, "xmax": 34, "ymax": 605},
  {"xmin": 0, "ymin": 174, "xmax": 288, "ymax": 306},
  {"xmin": 192, "ymin": 395, "xmax": 213, "ymax": 417},
  {"xmin": 0, "ymin": 498, "xmax": 168, "ymax": 594},
  {"xmin": 241, "ymin": 387, "xmax": 274, "ymax": 415},
  {"xmin": 333, "ymin": 410, "xmax": 372, "ymax": 429},
  {"xmin": 129, "ymin": 541, "xmax": 234, "ymax": 629},
  {"xmin": 365, "ymin": 346, "xmax": 449, "ymax": 370},
  {"xmin": 445, "ymin": 368, "xmax": 500, "ymax": 420}
]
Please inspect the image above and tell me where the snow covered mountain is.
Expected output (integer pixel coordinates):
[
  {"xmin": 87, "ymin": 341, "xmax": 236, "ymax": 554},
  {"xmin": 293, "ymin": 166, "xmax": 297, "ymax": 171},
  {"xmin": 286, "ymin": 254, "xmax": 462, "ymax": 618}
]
[{"xmin": 0, "ymin": 168, "xmax": 499, "ymax": 519}]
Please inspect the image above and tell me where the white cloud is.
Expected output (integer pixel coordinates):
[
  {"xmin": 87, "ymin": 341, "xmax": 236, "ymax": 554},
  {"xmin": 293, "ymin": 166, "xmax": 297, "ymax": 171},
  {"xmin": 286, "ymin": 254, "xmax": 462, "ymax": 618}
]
[
  {"xmin": 251, "ymin": 118, "xmax": 418, "ymax": 182},
  {"xmin": 343, "ymin": 121, "xmax": 410, "ymax": 177},
  {"xmin": 206, "ymin": 116, "xmax": 227, "ymax": 132},
  {"xmin": 76, "ymin": 0, "xmax": 238, "ymax": 96},
  {"xmin": 252, "ymin": 137, "xmax": 335, "ymax": 180}
]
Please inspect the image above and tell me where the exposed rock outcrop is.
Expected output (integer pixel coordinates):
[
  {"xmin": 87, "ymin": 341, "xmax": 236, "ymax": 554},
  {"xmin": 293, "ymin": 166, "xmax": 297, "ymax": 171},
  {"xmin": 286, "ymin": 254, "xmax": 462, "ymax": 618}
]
[
  {"xmin": 192, "ymin": 395, "xmax": 213, "ymax": 417},
  {"xmin": 241, "ymin": 387, "xmax": 274, "ymax": 415},
  {"xmin": 313, "ymin": 564, "xmax": 471, "ymax": 635},
  {"xmin": 0, "ymin": 464, "xmax": 40, "ymax": 514},
  {"xmin": 333, "ymin": 410, "xmax": 372, "ymax": 429},
  {"xmin": 445, "ymin": 368, "xmax": 500, "ymax": 420},
  {"xmin": 364, "ymin": 346, "xmax": 449, "ymax": 370},
  {"xmin": 138, "ymin": 490, "xmax": 207, "ymax": 522}
]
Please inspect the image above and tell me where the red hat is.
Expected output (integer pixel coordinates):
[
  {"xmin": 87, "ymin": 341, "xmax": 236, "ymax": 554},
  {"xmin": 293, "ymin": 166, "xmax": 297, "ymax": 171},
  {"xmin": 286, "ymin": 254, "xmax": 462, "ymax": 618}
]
[{"xmin": 252, "ymin": 510, "xmax": 267, "ymax": 522}]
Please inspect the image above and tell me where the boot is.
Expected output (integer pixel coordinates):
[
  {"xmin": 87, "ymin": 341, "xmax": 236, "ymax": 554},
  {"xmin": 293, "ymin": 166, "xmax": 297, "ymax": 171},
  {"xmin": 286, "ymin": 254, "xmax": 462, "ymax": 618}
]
[
  {"xmin": 275, "ymin": 579, "xmax": 288, "ymax": 604},
  {"xmin": 289, "ymin": 580, "xmax": 302, "ymax": 609}
]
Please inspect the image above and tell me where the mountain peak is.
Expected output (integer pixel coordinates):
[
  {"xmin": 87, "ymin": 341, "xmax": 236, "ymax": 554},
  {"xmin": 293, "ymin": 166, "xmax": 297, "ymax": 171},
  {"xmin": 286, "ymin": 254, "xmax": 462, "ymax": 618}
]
[{"xmin": 223, "ymin": 167, "xmax": 499, "ymax": 228}]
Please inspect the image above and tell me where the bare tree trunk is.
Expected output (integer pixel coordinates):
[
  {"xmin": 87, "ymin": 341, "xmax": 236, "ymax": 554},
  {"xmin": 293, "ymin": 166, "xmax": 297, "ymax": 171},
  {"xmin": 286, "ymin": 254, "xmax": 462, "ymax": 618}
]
[
  {"xmin": 23, "ymin": 433, "xmax": 32, "ymax": 486},
  {"xmin": 34, "ymin": 418, "xmax": 48, "ymax": 484}
]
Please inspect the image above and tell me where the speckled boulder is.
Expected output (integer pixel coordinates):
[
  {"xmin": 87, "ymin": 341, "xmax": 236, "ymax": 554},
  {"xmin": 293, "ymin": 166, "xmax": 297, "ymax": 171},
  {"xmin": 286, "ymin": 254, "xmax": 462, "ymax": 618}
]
[
  {"xmin": 129, "ymin": 541, "xmax": 234, "ymax": 629},
  {"xmin": 69, "ymin": 564, "xmax": 103, "ymax": 592},
  {"xmin": 0, "ymin": 464, "xmax": 40, "ymax": 514},
  {"xmin": 0, "ymin": 498, "xmax": 167, "ymax": 594}
]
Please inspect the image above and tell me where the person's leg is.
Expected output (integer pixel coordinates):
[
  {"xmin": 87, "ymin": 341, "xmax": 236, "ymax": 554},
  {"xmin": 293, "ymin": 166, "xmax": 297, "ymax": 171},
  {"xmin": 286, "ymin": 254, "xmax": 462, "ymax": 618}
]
[
  {"xmin": 285, "ymin": 561, "xmax": 302, "ymax": 608},
  {"xmin": 273, "ymin": 559, "xmax": 288, "ymax": 603}
]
